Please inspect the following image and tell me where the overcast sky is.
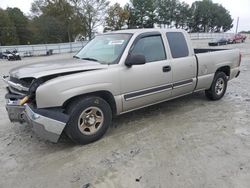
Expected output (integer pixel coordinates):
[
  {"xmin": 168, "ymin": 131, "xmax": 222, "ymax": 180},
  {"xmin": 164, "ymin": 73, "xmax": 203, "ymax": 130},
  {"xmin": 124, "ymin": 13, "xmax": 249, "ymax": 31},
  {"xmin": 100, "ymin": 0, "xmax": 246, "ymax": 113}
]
[{"xmin": 0, "ymin": 0, "xmax": 249, "ymax": 32}]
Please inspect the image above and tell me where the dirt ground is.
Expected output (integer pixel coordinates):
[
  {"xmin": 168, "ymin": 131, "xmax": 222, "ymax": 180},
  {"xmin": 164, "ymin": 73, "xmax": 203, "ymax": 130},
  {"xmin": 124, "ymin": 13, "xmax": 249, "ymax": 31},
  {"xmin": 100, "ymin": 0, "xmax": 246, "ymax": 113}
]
[{"xmin": 0, "ymin": 40, "xmax": 250, "ymax": 188}]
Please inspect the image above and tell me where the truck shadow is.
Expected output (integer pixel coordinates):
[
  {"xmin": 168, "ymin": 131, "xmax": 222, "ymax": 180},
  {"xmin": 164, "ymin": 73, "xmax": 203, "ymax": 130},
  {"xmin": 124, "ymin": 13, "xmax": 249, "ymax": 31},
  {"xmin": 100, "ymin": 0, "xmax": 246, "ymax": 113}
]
[{"xmin": 111, "ymin": 91, "xmax": 207, "ymax": 129}]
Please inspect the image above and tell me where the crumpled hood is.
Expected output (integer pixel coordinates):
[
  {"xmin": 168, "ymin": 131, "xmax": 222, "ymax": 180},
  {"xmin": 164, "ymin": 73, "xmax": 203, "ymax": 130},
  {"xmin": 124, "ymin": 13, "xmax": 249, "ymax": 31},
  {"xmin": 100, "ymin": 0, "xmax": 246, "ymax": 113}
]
[{"xmin": 9, "ymin": 58, "xmax": 108, "ymax": 79}]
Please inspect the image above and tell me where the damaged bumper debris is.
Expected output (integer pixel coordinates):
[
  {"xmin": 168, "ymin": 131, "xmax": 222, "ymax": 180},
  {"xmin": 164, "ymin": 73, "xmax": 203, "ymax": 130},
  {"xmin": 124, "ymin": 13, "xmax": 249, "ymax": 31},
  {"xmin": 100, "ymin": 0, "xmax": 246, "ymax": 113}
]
[
  {"xmin": 5, "ymin": 97, "xmax": 68, "ymax": 143},
  {"xmin": 3, "ymin": 76, "xmax": 69, "ymax": 143}
]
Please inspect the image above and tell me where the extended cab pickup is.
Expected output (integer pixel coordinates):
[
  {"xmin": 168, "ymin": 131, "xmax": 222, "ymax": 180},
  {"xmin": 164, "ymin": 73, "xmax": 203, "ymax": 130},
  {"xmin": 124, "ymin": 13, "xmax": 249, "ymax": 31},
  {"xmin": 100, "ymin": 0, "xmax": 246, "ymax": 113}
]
[{"xmin": 3, "ymin": 29, "xmax": 241, "ymax": 144}]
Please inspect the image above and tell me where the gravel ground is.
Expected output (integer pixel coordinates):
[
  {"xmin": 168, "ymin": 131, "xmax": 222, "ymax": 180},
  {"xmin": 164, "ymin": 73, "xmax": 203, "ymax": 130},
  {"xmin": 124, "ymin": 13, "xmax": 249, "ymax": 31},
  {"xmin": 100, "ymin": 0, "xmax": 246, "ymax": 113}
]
[{"xmin": 0, "ymin": 40, "xmax": 250, "ymax": 188}]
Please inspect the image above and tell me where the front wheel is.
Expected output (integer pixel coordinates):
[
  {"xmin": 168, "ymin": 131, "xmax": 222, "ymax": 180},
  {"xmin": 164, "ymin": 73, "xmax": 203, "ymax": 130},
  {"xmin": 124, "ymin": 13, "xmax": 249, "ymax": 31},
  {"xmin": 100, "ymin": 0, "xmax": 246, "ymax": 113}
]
[
  {"xmin": 65, "ymin": 96, "xmax": 112, "ymax": 144},
  {"xmin": 205, "ymin": 72, "xmax": 228, "ymax": 100}
]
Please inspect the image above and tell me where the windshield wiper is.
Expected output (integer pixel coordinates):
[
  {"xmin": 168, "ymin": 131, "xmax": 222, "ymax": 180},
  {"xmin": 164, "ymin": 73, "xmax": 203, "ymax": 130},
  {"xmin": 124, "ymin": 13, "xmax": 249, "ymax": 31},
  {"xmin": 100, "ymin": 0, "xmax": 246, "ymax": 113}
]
[{"xmin": 81, "ymin": 57, "xmax": 99, "ymax": 62}]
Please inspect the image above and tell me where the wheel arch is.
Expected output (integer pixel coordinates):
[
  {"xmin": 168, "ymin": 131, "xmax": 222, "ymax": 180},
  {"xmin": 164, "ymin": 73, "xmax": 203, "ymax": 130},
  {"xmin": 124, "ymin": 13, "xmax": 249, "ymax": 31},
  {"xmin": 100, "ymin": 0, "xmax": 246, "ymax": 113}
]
[
  {"xmin": 216, "ymin": 66, "xmax": 230, "ymax": 77},
  {"xmin": 63, "ymin": 90, "xmax": 118, "ymax": 116}
]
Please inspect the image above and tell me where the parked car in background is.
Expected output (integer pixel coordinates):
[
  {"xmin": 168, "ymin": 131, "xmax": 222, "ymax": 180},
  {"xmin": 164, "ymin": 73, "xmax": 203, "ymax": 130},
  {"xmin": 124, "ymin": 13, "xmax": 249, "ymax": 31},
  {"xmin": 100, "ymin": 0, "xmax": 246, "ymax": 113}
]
[
  {"xmin": 228, "ymin": 34, "xmax": 247, "ymax": 44},
  {"xmin": 208, "ymin": 37, "xmax": 228, "ymax": 46},
  {"xmin": 2, "ymin": 49, "xmax": 21, "ymax": 61}
]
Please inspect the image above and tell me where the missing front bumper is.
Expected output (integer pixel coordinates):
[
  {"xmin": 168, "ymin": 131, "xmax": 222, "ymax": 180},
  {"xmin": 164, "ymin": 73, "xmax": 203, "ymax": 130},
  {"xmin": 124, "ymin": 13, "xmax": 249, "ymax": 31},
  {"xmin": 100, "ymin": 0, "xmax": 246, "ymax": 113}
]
[{"xmin": 6, "ymin": 100, "xmax": 69, "ymax": 143}]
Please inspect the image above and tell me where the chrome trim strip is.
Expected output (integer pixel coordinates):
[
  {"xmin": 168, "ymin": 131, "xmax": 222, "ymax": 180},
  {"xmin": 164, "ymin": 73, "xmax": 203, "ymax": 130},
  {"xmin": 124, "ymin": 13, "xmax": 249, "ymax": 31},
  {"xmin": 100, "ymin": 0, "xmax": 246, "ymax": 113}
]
[
  {"xmin": 2, "ymin": 76, "xmax": 29, "ymax": 92},
  {"xmin": 124, "ymin": 84, "xmax": 172, "ymax": 101},
  {"xmin": 173, "ymin": 82, "xmax": 193, "ymax": 89},
  {"xmin": 173, "ymin": 79, "xmax": 193, "ymax": 88},
  {"xmin": 125, "ymin": 87, "xmax": 172, "ymax": 101},
  {"xmin": 124, "ymin": 79, "xmax": 194, "ymax": 101},
  {"xmin": 120, "ymin": 92, "xmax": 193, "ymax": 115}
]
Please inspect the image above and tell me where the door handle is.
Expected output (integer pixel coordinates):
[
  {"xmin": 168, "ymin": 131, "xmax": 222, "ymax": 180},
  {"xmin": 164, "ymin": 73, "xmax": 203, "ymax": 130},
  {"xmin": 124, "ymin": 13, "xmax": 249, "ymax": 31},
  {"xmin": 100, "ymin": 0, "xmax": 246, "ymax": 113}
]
[{"xmin": 162, "ymin": 66, "xmax": 171, "ymax": 72}]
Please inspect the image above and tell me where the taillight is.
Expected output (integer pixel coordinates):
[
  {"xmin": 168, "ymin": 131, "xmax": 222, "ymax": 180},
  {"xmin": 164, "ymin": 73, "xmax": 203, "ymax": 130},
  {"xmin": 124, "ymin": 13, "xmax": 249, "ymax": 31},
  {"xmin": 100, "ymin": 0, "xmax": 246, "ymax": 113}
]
[{"xmin": 239, "ymin": 53, "xmax": 242, "ymax": 66}]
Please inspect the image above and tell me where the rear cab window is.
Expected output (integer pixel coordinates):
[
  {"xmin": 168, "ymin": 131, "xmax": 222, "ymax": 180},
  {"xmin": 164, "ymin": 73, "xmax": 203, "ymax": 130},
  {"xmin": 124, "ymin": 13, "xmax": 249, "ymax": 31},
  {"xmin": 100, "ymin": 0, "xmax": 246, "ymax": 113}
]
[{"xmin": 166, "ymin": 32, "xmax": 189, "ymax": 58}]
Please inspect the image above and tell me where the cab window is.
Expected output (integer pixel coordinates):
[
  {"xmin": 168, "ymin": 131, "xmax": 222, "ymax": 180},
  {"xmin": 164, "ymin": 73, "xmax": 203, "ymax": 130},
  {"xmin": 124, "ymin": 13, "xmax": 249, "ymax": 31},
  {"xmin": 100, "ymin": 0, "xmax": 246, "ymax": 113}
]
[
  {"xmin": 166, "ymin": 32, "xmax": 189, "ymax": 58},
  {"xmin": 131, "ymin": 35, "xmax": 166, "ymax": 63}
]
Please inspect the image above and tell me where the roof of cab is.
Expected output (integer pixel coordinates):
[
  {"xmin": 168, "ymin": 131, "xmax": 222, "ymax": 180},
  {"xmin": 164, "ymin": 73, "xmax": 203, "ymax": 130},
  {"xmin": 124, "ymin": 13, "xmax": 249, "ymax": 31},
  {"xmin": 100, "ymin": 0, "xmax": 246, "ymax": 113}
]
[{"xmin": 107, "ymin": 28, "xmax": 185, "ymax": 35}]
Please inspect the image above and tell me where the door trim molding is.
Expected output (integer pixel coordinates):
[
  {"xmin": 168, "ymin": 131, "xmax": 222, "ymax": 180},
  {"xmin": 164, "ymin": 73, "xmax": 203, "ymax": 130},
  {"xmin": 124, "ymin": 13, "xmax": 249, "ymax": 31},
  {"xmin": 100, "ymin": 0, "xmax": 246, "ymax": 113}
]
[
  {"xmin": 124, "ymin": 84, "xmax": 172, "ymax": 101},
  {"xmin": 173, "ymin": 79, "xmax": 193, "ymax": 89},
  {"xmin": 123, "ymin": 79, "xmax": 194, "ymax": 101}
]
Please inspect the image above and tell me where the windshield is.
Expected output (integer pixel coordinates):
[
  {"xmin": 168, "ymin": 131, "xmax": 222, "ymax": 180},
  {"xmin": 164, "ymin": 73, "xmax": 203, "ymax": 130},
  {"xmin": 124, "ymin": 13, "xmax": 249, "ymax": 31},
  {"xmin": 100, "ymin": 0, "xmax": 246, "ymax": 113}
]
[{"xmin": 75, "ymin": 34, "xmax": 132, "ymax": 64}]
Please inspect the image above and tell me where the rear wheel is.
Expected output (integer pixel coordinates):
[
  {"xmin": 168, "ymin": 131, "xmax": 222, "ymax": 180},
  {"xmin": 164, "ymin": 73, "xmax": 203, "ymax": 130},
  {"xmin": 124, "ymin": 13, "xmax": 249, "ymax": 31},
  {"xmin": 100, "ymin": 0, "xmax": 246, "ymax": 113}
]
[
  {"xmin": 205, "ymin": 72, "xmax": 228, "ymax": 100},
  {"xmin": 65, "ymin": 96, "xmax": 112, "ymax": 144}
]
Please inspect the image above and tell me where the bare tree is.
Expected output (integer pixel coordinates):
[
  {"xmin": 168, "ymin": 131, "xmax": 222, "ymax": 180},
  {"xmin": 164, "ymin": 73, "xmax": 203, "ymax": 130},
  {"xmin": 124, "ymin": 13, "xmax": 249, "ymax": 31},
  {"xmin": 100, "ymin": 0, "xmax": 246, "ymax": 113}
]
[
  {"xmin": 30, "ymin": 0, "xmax": 48, "ymax": 16},
  {"xmin": 70, "ymin": 0, "xmax": 109, "ymax": 39}
]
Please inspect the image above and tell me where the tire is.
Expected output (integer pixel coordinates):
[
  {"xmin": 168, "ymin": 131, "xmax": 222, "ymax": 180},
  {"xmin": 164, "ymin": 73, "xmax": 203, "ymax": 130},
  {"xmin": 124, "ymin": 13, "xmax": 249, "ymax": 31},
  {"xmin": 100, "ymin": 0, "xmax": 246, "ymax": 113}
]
[
  {"xmin": 205, "ymin": 72, "xmax": 228, "ymax": 100},
  {"xmin": 65, "ymin": 96, "xmax": 112, "ymax": 144}
]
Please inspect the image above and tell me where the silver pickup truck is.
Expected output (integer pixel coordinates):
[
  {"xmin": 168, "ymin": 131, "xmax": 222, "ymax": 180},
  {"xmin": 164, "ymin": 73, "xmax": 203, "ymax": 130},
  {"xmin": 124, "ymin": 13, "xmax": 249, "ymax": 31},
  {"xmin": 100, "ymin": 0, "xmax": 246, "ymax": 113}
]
[{"xmin": 3, "ymin": 29, "xmax": 241, "ymax": 144}]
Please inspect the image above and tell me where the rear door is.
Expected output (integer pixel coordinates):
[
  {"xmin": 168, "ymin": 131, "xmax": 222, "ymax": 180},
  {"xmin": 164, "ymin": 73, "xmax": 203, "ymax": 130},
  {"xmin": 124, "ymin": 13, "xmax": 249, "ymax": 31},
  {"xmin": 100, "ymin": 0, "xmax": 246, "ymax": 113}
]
[
  {"xmin": 120, "ymin": 32, "xmax": 173, "ymax": 112},
  {"xmin": 166, "ymin": 32, "xmax": 197, "ymax": 96}
]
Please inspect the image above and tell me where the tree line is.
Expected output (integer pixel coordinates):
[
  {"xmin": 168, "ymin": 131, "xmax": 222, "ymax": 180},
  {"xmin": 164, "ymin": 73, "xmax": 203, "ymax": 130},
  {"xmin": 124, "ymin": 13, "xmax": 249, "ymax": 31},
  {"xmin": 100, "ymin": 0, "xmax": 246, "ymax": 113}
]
[{"xmin": 0, "ymin": 0, "xmax": 233, "ymax": 46}]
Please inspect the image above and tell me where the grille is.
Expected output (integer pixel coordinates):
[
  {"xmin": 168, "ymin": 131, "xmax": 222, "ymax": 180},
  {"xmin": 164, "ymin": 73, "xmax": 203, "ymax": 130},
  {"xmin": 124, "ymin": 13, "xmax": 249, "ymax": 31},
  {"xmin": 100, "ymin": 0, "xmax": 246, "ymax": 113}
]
[
  {"xmin": 8, "ymin": 86, "xmax": 28, "ymax": 96},
  {"xmin": 10, "ymin": 76, "xmax": 33, "ymax": 88},
  {"xmin": 7, "ymin": 77, "xmax": 33, "ymax": 96}
]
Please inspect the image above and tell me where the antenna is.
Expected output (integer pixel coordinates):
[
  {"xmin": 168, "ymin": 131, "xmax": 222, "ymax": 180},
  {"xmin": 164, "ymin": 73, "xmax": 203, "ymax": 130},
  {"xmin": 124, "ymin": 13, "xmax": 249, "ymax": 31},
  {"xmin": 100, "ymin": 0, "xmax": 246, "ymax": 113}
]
[{"xmin": 235, "ymin": 17, "xmax": 239, "ymax": 34}]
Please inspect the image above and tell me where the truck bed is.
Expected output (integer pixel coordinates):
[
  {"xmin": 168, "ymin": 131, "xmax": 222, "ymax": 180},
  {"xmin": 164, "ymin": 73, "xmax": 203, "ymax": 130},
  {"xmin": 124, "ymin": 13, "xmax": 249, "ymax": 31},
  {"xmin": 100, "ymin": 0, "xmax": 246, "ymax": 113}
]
[{"xmin": 194, "ymin": 48, "xmax": 240, "ymax": 91}]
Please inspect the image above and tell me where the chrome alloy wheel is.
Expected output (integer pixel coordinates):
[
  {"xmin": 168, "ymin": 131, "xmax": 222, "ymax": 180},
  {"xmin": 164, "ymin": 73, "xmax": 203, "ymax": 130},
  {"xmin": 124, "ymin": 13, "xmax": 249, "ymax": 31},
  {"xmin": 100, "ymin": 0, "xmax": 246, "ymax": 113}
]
[
  {"xmin": 78, "ymin": 107, "xmax": 104, "ymax": 135},
  {"xmin": 215, "ymin": 78, "xmax": 225, "ymax": 95}
]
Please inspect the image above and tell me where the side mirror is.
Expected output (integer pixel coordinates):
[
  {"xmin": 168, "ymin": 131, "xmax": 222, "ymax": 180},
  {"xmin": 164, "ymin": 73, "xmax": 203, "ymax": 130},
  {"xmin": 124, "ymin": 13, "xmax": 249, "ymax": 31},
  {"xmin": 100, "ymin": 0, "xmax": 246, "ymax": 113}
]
[{"xmin": 125, "ymin": 53, "xmax": 146, "ymax": 67}]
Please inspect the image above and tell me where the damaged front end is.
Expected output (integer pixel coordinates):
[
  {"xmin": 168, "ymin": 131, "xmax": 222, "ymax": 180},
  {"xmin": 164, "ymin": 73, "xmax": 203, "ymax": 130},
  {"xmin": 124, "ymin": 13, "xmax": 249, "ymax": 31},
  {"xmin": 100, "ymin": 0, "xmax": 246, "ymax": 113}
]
[{"xmin": 3, "ymin": 76, "xmax": 69, "ymax": 143}]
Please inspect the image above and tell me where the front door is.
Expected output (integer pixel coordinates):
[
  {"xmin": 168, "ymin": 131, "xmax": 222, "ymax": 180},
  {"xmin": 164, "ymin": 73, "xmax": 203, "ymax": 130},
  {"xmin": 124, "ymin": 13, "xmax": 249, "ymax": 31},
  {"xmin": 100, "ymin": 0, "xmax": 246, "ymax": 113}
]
[{"xmin": 120, "ymin": 33, "xmax": 173, "ymax": 112}]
